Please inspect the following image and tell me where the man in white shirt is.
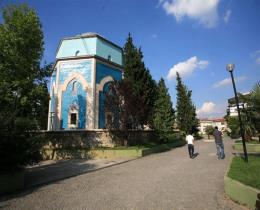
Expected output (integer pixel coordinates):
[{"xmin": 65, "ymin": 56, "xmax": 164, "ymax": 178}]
[{"xmin": 186, "ymin": 133, "xmax": 194, "ymax": 158}]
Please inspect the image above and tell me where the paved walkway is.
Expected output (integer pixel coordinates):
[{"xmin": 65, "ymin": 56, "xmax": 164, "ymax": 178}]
[
  {"xmin": 24, "ymin": 157, "xmax": 135, "ymax": 188},
  {"xmin": 0, "ymin": 138, "xmax": 248, "ymax": 210}
]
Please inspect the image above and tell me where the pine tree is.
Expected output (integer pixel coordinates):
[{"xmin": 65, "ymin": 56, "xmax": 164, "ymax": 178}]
[
  {"xmin": 153, "ymin": 78, "xmax": 175, "ymax": 131},
  {"xmin": 191, "ymin": 104, "xmax": 200, "ymax": 134},
  {"xmin": 123, "ymin": 33, "xmax": 157, "ymax": 127},
  {"xmin": 176, "ymin": 72, "xmax": 199, "ymax": 134}
]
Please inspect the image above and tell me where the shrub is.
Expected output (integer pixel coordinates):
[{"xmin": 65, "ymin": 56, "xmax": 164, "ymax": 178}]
[
  {"xmin": 155, "ymin": 130, "xmax": 183, "ymax": 144},
  {"xmin": 0, "ymin": 117, "xmax": 43, "ymax": 173},
  {"xmin": 194, "ymin": 133, "xmax": 203, "ymax": 140}
]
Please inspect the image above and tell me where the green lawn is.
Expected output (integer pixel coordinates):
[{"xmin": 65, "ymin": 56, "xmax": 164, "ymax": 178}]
[
  {"xmin": 235, "ymin": 140, "xmax": 260, "ymax": 144},
  {"xmin": 228, "ymin": 156, "xmax": 260, "ymax": 190},
  {"xmin": 96, "ymin": 145, "xmax": 149, "ymax": 150}
]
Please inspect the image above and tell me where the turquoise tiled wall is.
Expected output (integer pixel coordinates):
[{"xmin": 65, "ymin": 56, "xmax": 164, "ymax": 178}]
[
  {"xmin": 50, "ymin": 71, "xmax": 57, "ymax": 113},
  {"xmin": 59, "ymin": 60, "xmax": 92, "ymax": 85},
  {"xmin": 96, "ymin": 38, "xmax": 122, "ymax": 65},
  {"xmin": 96, "ymin": 62, "xmax": 122, "ymax": 84},
  {"xmin": 52, "ymin": 34, "xmax": 123, "ymax": 130},
  {"xmin": 56, "ymin": 37, "xmax": 123, "ymax": 66},
  {"xmin": 98, "ymin": 82, "xmax": 110, "ymax": 129},
  {"xmin": 56, "ymin": 37, "xmax": 97, "ymax": 58},
  {"xmin": 61, "ymin": 79, "xmax": 86, "ymax": 129},
  {"xmin": 97, "ymin": 62, "xmax": 122, "ymax": 128}
]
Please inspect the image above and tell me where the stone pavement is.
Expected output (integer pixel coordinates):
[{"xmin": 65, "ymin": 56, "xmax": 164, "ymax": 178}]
[
  {"xmin": 25, "ymin": 157, "xmax": 135, "ymax": 188},
  {"xmin": 0, "ymin": 137, "xmax": 248, "ymax": 210}
]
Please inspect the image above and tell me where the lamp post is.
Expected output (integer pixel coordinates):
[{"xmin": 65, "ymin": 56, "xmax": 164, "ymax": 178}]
[{"xmin": 226, "ymin": 64, "xmax": 248, "ymax": 162}]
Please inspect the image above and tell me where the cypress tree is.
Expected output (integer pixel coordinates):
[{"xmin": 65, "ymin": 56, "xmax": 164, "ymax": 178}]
[
  {"xmin": 176, "ymin": 72, "xmax": 199, "ymax": 134},
  {"xmin": 153, "ymin": 78, "xmax": 175, "ymax": 131},
  {"xmin": 123, "ymin": 33, "xmax": 156, "ymax": 127}
]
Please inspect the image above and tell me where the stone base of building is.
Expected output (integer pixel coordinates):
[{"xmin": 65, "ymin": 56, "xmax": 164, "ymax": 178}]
[{"xmin": 40, "ymin": 129, "xmax": 158, "ymax": 159}]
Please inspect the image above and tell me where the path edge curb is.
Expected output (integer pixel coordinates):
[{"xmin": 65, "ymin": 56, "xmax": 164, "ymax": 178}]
[{"xmin": 224, "ymin": 157, "xmax": 260, "ymax": 209}]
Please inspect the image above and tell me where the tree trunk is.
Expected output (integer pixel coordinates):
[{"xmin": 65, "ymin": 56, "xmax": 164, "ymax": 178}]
[{"xmin": 245, "ymin": 134, "xmax": 251, "ymax": 141}]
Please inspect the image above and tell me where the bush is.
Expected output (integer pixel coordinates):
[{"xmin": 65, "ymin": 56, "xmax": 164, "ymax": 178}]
[
  {"xmin": 0, "ymin": 135, "xmax": 43, "ymax": 174},
  {"xmin": 0, "ymin": 117, "xmax": 43, "ymax": 174},
  {"xmin": 194, "ymin": 134, "xmax": 203, "ymax": 140},
  {"xmin": 230, "ymin": 130, "xmax": 240, "ymax": 139},
  {"xmin": 155, "ymin": 130, "xmax": 183, "ymax": 144}
]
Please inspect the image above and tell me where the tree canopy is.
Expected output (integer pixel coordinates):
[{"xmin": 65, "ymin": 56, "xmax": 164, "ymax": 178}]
[
  {"xmin": 123, "ymin": 33, "xmax": 157, "ymax": 128},
  {"xmin": 153, "ymin": 78, "xmax": 175, "ymax": 131},
  {"xmin": 175, "ymin": 72, "xmax": 199, "ymax": 134},
  {"xmin": 0, "ymin": 4, "xmax": 51, "ymax": 172},
  {"xmin": 205, "ymin": 125, "xmax": 214, "ymax": 139},
  {"xmin": 226, "ymin": 81, "xmax": 260, "ymax": 140}
]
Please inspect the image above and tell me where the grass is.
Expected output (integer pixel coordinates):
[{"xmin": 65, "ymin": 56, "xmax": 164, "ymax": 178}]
[
  {"xmin": 95, "ymin": 145, "xmax": 148, "ymax": 150},
  {"xmin": 228, "ymin": 155, "xmax": 260, "ymax": 190},
  {"xmin": 235, "ymin": 140, "xmax": 260, "ymax": 144}
]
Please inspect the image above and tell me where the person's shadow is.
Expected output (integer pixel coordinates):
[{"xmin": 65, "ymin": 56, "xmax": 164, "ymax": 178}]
[{"xmin": 192, "ymin": 152, "xmax": 199, "ymax": 159}]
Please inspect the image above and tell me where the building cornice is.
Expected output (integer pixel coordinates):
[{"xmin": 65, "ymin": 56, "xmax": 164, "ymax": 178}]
[
  {"xmin": 53, "ymin": 55, "xmax": 123, "ymax": 72},
  {"xmin": 62, "ymin": 33, "xmax": 122, "ymax": 51}
]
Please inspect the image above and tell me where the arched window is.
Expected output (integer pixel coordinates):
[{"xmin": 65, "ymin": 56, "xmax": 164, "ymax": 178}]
[
  {"xmin": 70, "ymin": 113, "xmax": 77, "ymax": 125},
  {"xmin": 72, "ymin": 81, "xmax": 77, "ymax": 92},
  {"xmin": 68, "ymin": 104, "xmax": 79, "ymax": 129},
  {"xmin": 75, "ymin": 50, "xmax": 80, "ymax": 56}
]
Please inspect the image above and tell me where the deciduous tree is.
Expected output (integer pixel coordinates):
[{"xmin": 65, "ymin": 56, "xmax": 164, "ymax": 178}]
[
  {"xmin": 205, "ymin": 125, "xmax": 214, "ymax": 139},
  {"xmin": 0, "ymin": 4, "xmax": 51, "ymax": 172}
]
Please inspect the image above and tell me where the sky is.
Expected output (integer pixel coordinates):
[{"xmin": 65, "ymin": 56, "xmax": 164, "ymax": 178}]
[{"xmin": 0, "ymin": 0, "xmax": 260, "ymax": 118}]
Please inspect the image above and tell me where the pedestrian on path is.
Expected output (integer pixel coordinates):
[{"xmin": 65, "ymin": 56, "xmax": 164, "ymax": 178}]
[
  {"xmin": 213, "ymin": 126, "xmax": 225, "ymax": 159},
  {"xmin": 186, "ymin": 132, "xmax": 195, "ymax": 158}
]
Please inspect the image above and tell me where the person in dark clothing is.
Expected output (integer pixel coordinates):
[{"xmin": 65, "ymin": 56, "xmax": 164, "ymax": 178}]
[{"xmin": 213, "ymin": 126, "xmax": 225, "ymax": 159}]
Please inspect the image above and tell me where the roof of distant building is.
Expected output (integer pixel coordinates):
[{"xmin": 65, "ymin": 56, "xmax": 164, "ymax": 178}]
[
  {"xmin": 199, "ymin": 118, "xmax": 225, "ymax": 123},
  {"xmin": 212, "ymin": 118, "xmax": 225, "ymax": 122}
]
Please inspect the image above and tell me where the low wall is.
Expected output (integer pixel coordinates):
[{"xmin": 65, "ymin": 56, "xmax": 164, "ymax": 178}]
[
  {"xmin": 42, "ymin": 140, "xmax": 186, "ymax": 160},
  {"xmin": 43, "ymin": 129, "xmax": 159, "ymax": 146},
  {"xmin": 40, "ymin": 129, "xmax": 163, "ymax": 160},
  {"xmin": 233, "ymin": 143, "xmax": 260, "ymax": 153}
]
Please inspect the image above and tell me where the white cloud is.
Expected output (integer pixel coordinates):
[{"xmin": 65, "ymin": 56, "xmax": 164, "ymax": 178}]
[
  {"xmin": 161, "ymin": 0, "xmax": 220, "ymax": 28},
  {"xmin": 197, "ymin": 102, "xmax": 227, "ymax": 118},
  {"xmin": 223, "ymin": 9, "xmax": 231, "ymax": 23},
  {"xmin": 256, "ymin": 57, "xmax": 260, "ymax": 65},
  {"xmin": 251, "ymin": 50, "xmax": 260, "ymax": 65},
  {"xmin": 251, "ymin": 50, "xmax": 260, "ymax": 56},
  {"xmin": 167, "ymin": 56, "xmax": 209, "ymax": 81},
  {"xmin": 197, "ymin": 102, "xmax": 215, "ymax": 115},
  {"xmin": 159, "ymin": 0, "xmax": 165, "ymax": 5},
  {"xmin": 213, "ymin": 76, "xmax": 247, "ymax": 88}
]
